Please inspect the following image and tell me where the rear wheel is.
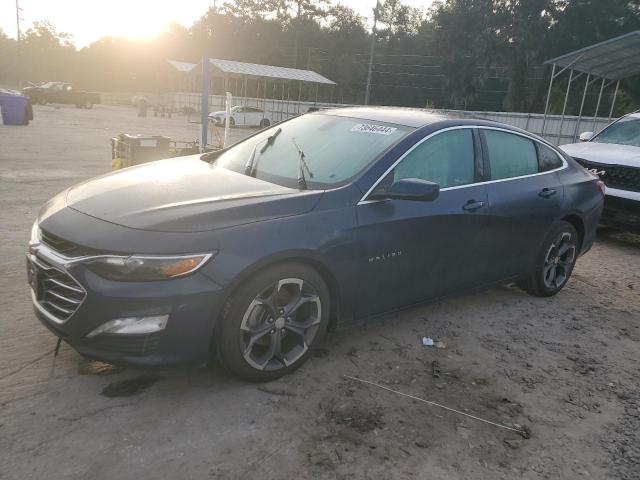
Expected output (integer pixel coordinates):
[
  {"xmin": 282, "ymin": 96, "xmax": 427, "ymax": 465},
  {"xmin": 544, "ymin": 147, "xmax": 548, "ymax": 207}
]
[
  {"xmin": 38, "ymin": 97, "xmax": 47, "ymax": 105},
  {"xmin": 217, "ymin": 263, "xmax": 330, "ymax": 382},
  {"xmin": 260, "ymin": 118, "xmax": 271, "ymax": 128},
  {"xmin": 519, "ymin": 221, "xmax": 579, "ymax": 297}
]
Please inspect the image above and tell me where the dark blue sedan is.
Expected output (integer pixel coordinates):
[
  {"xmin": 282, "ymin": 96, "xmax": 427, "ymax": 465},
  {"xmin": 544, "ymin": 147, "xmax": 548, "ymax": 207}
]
[{"xmin": 27, "ymin": 107, "xmax": 604, "ymax": 381}]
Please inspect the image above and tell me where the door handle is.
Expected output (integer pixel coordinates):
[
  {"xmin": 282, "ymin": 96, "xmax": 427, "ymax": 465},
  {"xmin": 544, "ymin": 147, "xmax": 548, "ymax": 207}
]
[
  {"xmin": 462, "ymin": 200, "xmax": 485, "ymax": 212},
  {"xmin": 538, "ymin": 187, "xmax": 557, "ymax": 199}
]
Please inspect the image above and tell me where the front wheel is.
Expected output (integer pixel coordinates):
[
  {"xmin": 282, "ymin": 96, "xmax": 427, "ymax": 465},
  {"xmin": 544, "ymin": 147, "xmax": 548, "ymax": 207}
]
[
  {"xmin": 217, "ymin": 263, "xmax": 330, "ymax": 382},
  {"xmin": 260, "ymin": 118, "xmax": 271, "ymax": 128},
  {"xmin": 519, "ymin": 221, "xmax": 579, "ymax": 297}
]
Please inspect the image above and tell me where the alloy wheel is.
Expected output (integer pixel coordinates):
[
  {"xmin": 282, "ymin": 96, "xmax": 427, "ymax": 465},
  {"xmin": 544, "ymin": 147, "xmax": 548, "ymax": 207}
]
[
  {"xmin": 239, "ymin": 278, "xmax": 321, "ymax": 371},
  {"xmin": 543, "ymin": 232, "xmax": 576, "ymax": 289}
]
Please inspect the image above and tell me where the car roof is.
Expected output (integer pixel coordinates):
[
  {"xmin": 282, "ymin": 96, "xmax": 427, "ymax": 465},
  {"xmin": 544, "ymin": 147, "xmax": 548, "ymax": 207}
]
[
  {"xmin": 320, "ymin": 106, "xmax": 454, "ymax": 128},
  {"xmin": 317, "ymin": 106, "xmax": 542, "ymax": 139}
]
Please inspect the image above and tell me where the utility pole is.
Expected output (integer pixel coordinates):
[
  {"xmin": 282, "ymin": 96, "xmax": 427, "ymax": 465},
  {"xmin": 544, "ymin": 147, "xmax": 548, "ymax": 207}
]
[
  {"xmin": 364, "ymin": 1, "xmax": 380, "ymax": 105},
  {"xmin": 15, "ymin": 0, "xmax": 22, "ymax": 42}
]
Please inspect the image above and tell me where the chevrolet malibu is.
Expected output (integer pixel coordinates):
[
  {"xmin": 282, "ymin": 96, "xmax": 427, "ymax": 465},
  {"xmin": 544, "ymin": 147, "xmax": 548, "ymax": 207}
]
[{"xmin": 27, "ymin": 107, "xmax": 604, "ymax": 381}]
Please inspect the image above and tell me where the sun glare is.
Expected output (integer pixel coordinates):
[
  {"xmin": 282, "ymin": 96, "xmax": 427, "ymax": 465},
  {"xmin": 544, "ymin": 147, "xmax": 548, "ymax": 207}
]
[{"xmin": 104, "ymin": 5, "xmax": 169, "ymax": 41}]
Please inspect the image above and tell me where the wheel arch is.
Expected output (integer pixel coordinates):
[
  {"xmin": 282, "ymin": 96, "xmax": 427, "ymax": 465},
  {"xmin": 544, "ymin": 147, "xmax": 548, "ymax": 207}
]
[
  {"xmin": 560, "ymin": 213, "xmax": 585, "ymax": 252},
  {"xmin": 212, "ymin": 251, "xmax": 342, "ymax": 347}
]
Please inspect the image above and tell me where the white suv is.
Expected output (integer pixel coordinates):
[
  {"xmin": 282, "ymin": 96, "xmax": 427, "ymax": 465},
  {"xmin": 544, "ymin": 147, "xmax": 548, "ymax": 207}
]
[{"xmin": 560, "ymin": 113, "xmax": 640, "ymax": 233}]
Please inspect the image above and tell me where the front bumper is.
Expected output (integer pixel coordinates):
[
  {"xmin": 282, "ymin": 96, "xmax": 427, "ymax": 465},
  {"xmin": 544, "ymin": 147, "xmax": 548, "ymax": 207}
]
[
  {"xmin": 27, "ymin": 244, "xmax": 225, "ymax": 366},
  {"xmin": 600, "ymin": 195, "xmax": 640, "ymax": 233}
]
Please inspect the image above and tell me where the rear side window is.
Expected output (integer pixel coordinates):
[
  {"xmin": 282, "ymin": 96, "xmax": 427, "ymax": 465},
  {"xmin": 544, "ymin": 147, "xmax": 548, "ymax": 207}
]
[
  {"xmin": 538, "ymin": 143, "xmax": 563, "ymax": 171},
  {"xmin": 483, "ymin": 130, "xmax": 538, "ymax": 180},
  {"xmin": 392, "ymin": 129, "xmax": 475, "ymax": 188}
]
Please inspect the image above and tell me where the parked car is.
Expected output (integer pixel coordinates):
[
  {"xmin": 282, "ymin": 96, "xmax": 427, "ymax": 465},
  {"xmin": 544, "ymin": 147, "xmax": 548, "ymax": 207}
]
[
  {"xmin": 560, "ymin": 112, "xmax": 640, "ymax": 233},
  {"xmin": 27, "ymin": 107, "xmax": 604, "ymax": 381},
  {"xmin": 22, "ymin": 82, "xmax": 100, "ymax": 109},
  {"xmin": 208, "ymin": 105, "xmax": 272, "ymax": 127}
]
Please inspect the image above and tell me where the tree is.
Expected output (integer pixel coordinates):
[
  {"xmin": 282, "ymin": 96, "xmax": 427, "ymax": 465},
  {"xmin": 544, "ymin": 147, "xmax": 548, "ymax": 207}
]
[{"xmin": 431, "ymin": 0, "xmax": 497, "ymax": 109}]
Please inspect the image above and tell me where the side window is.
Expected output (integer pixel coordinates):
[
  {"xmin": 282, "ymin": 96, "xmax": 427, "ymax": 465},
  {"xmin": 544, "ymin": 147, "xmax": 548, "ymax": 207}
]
[
  {"xmin": 391, "ymin": 129, "xmax": 475, "ymax": 188},
  {"xmin": 538, "ymin": 143, "xmax": 563, "ymax": 171},
  {"xmin": 483, "ymin": 130, "xmax": 538, "ymax": 180}
]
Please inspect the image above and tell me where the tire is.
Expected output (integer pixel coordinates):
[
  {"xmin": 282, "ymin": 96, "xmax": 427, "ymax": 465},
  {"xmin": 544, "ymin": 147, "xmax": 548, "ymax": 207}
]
[
  {"xmin": 38, "ymin": 97, "xmax": 47, "ymax": 105},
  {"xmin": 217, "ymin": 262, "xmax": 330, "ymax": 382},
  {"xmin": 260, "ymin": 118, "xmax": 271, "ymax": 128},
  {"xmin": 229, "ymin": 117, "xmax": 235, "ymax": 127},
  {"xmin": 518, "ymin": 221, "xmax": 579, "ymax": 297},
  {"xmin": 84, "ymin": 101, "xmax": 93, "ymax": 109}
]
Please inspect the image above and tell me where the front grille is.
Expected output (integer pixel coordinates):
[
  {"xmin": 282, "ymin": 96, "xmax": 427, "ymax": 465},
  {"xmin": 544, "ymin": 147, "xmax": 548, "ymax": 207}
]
[
  {"xmin": 41, "ymin": 230, "xmax": 102, "ymax": 257},
  {"xmin": 30, "ymin": 256, "xmax": 86, "ymax": 322},
  {"xmin": 574, "ymin": 158, "xmax": 640, "ymax": 192}
]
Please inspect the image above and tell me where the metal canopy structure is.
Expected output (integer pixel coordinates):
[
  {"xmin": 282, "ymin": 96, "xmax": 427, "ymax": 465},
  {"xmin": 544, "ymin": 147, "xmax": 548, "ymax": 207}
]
[
  {"xmin": 167, "ymin": 59, "xmax": 334, "ymax": 84},
  {"xmin": 167, "ymin": 60, "xmax": 198, "ymax": 73},
  {"xmin": 541, "ymin": 31, "xmax": 640, "ymax": 143},
  {"xmin": 546, "ymin": 31, "xmax": 640, "ymax": 81},
  {"xmin": 207, "ymin": 59, "xmax": 335, "ymax": 85},
  {"xmin": 168, "ymin": 58, "xmax": 336, "ymax": 122}
]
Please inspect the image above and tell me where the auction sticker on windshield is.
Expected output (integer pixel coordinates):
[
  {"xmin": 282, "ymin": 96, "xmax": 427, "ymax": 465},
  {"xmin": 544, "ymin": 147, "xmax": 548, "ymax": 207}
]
[{"xmin": 351, "ymin": 124, "xmax": 398, "ymax": 135}]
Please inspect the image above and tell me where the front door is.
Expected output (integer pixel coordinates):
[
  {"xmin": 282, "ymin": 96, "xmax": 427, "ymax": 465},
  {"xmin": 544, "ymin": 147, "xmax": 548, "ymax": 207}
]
[{"xmin": 356, "ymin": 128, "xmax": 492, "ymax": 318}]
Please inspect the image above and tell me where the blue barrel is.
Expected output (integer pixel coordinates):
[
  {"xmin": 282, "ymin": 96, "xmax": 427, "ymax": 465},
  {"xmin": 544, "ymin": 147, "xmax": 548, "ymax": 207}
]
[{"xmin": 0, "ymin": 92, "xmax": 32, "ymax": 125}]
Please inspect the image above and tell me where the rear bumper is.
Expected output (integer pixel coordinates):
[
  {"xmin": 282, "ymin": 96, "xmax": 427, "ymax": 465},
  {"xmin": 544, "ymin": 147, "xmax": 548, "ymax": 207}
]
[{"xmin": 600, "ymin": 195, "xmax": 640, "ymax": 233}]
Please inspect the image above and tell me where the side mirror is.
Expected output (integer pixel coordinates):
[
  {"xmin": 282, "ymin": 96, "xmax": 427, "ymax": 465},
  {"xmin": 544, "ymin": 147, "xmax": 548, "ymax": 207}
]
[
  {"xmin": 370, "ymin": 178, "xmax": 440, "ymax": 202},
  {"xmin": 579, "ymin": 131, "xmax": 594, "ymax": 142}
]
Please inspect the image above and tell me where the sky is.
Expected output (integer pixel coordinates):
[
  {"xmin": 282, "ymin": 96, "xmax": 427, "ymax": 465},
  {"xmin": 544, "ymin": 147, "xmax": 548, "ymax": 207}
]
[{"xmin": 1, "ymin": 0, "xmax": 433, "ymax": 47}]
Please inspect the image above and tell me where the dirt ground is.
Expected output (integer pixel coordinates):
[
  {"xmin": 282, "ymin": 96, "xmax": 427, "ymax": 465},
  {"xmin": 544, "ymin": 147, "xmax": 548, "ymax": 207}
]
[{"xmin": 1, "ymin": 104, "xmax": 639, "ymax": 480}]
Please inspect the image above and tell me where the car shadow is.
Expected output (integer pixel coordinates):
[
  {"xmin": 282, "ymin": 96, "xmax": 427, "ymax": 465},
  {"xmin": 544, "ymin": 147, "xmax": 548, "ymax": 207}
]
[{"xmin": 596, "ymin": 227, "xmax": 640, "ymax": 250}]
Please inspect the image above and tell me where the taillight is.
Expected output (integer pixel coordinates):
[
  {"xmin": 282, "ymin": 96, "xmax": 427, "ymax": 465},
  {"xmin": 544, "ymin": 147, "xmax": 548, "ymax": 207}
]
[{"xmin": 596, "ymin": 180, "xmax": 606, "ymax": 195}]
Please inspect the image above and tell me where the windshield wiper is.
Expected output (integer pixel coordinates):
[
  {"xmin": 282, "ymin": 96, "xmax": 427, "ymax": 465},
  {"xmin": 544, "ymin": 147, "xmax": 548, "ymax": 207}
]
[
  {"xmin": 292, "ymin": 137, "xmax": 314, "ymax": 190},
  {"xmin": 245, "ymin": 127, "xmax": 282, "ymax": 176}
]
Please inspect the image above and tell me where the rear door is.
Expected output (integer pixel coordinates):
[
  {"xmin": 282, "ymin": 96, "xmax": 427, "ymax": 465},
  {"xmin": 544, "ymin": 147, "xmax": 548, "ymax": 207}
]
[
  {"xmin": 356, "ymin": 127, "xmax": 492, "ymax": 317},
  {"xmin": 246, "ymin": 108, "xmax": 262, "ymax": 126},
  {"xmin": 480, "ymin": 128, "xmax": 564, "ymax": 280}
]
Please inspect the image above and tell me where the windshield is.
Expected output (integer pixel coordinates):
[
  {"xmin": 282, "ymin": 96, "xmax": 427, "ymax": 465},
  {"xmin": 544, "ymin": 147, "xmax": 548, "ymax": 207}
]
[
  {"xmin": 592, "ymin": 117, "xmax": 640, "ymax": 147},
  {"xmin": 214, "ymin": 114, "xmax": 413, "ymax": 189},
  {"xmin": 40, "ymin": 82, "xmax": 57, "ymax": 88}
]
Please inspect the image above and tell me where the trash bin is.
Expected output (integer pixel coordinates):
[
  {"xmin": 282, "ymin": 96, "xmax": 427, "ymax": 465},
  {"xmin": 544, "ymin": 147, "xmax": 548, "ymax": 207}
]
[
  {"xmin": 110, "ymin": 134, "xmax": 171, "ymax": 169},
  {"xmin": 0, "ymin": 90, "xmax": 32, "ymax": 126}
]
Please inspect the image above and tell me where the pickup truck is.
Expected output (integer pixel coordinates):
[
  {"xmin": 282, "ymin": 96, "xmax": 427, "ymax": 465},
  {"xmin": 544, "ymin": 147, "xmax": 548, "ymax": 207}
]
[{"xmin": 22, "ymin": 82, "xmax": 101, "ymax": 109}]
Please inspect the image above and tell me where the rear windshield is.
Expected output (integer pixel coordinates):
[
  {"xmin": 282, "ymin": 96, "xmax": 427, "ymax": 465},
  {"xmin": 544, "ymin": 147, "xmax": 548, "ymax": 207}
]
[
  {"xmin": 214, "ymin": 114, "xmax": 413, "ymax": 190},
  {"xmin": 592, "ymin": 117, "xmax": 640, "ymax": 147}
]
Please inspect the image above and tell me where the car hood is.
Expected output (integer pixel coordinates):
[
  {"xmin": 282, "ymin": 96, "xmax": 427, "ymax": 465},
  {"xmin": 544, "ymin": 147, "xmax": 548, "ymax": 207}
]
[
  {"xmin": 208, "ymin": 110, "xmax": 226, "ymax": 117},
  {"xmin": 62, "ymin": 156, "xmax": 322, "ymax": 233},
  {"xmin": 560, "ymin": 142, "xmax": 640, "ymax": 168}
]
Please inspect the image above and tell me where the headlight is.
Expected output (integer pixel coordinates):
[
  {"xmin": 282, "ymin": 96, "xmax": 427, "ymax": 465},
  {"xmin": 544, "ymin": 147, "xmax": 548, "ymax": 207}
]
[
  {"xmin": 85, "ymin": 254, "xmax": 213, "ymax": 281},
  {"xmin": 30, "ymin": 220, "xmax": 41, "ymax": 244}
]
